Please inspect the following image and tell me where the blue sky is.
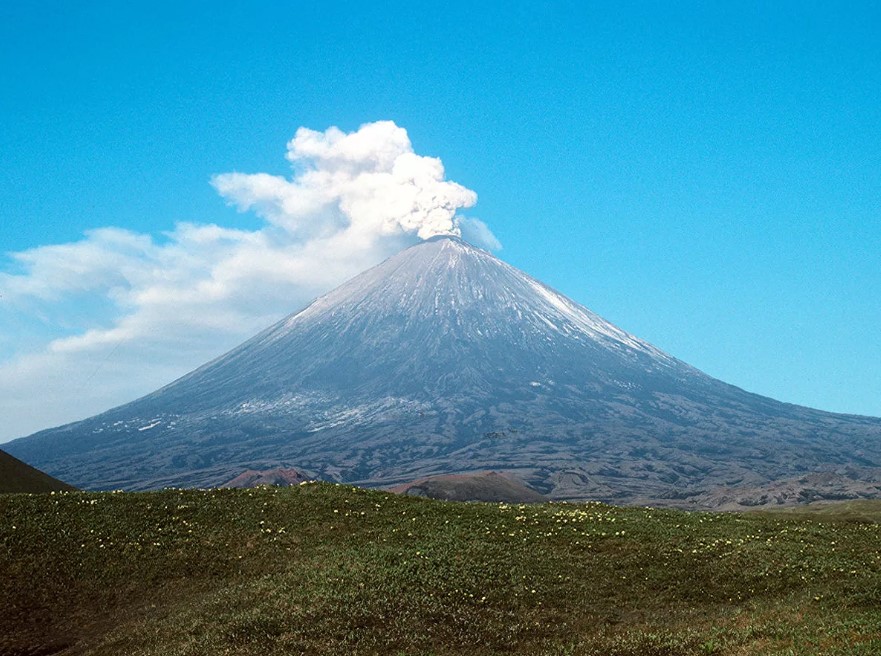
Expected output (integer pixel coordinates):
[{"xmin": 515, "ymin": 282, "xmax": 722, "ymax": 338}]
[{"xmin": 1, "ymin": 1, "xmax": 880, "ymax": 440}]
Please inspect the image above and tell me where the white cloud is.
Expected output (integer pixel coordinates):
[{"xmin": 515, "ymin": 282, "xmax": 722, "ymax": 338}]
[
  {"xmin": 0, "ymin": 121, "xmax": 500, "ymax": 442},
  {"xmin": 212, "ymin": 120, "xmax": 478, "ymax": 240}
]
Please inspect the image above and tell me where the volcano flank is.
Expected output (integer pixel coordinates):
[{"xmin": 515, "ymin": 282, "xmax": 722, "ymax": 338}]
[{"xmin": 7, "ymin": 236, "xmax": 881, "ymax": 506}]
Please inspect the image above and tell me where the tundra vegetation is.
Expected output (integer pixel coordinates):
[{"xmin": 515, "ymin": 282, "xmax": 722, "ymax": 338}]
[{"xmin": 2, "ymin": 483, "xmax": 881, "ymax": 655}]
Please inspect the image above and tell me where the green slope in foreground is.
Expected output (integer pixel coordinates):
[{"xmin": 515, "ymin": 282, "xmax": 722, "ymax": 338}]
[{"xmin": 2, "ymin": 484, "xmax": 881, "ymax": 655}]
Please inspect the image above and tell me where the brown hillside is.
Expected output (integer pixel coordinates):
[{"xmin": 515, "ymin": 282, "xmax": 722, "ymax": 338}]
[
  {"xmin": 220, "ymin": 467, "xmax": 308, "ymax": 488},
  {"xmin": 391, "ymin": 471, "xmax": 548, "ymax": 503},
  {"xmin": 0, "ymin": 449, "xmax": 76, "ymax": 493}
]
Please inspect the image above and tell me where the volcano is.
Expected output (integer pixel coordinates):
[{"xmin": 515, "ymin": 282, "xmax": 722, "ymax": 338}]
[{"xmin": 7, "ymin": 236, "xmax": 881, "ymax": 505}]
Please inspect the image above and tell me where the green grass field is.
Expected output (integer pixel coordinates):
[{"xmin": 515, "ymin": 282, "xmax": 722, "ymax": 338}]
[{"xmin": 3, "ymin": 483, "xmax": 881, "ymax": 655}]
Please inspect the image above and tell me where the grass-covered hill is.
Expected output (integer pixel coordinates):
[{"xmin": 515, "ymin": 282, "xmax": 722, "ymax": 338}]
[
  {"xmin": 0, "ymin": 449, "xmax": 76, "ymax": 494},
  {"xmin": 2, "ymin": 484, "xmax": 881, "ymax": 655}
]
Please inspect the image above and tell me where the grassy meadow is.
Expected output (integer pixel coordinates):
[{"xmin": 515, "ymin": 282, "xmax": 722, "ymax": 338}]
[{"xmin": 2, "ymin": 483, "xmax": 881, "ymax": 655}]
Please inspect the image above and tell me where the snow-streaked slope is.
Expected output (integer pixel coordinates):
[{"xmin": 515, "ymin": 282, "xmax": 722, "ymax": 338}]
[
  {"xmin": 130, "ymin": 235, "xmax": 692, "ymax": 411},
  {"xmin": 7, "ymin": 236, "xmax": 881, "ymax": 505}
]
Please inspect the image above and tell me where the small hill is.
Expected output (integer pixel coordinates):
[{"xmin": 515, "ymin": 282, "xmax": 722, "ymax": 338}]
[
  {"xmin": 0, "ymin": 449, "xmax": 76, "ymax": 493},
  {"xmin": 390, "ymin": 471, "xmax": 548, "ymax": 503},
  {"xmin": 220, "ymin": 467, "xmax": 308, "ymax": 488}
]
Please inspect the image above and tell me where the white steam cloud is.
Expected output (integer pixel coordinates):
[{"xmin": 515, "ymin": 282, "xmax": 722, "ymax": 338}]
[
  {"xmin": 0, "ymin": 121, "xmax": 499, "ymax": 441},
  {"xmin": 212, "ymin": 121, "xmax": 477, "ymax": 240}
]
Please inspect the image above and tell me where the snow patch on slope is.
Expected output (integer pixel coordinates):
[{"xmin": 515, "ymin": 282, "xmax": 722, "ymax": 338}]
[{"xmin": 523, "ymin": 279, "xmax": 674, "ymax": 364}]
